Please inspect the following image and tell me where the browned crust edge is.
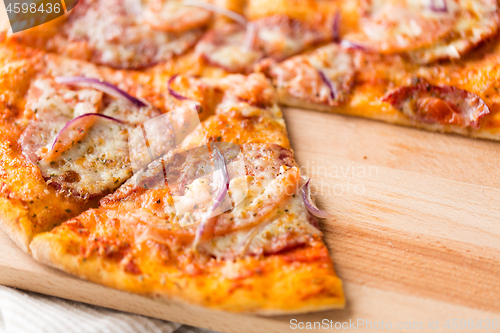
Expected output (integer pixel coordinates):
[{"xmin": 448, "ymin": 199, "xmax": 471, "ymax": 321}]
[
  {"xmin": 278, "ymin": 91, "xmax": 500, "ymax": 141},
  {"xmin": 30, "ymin": 232, "xmax": 345, "ymax": 316},
  {"xmin": 0, "ymin": 196, "xmax": 32, "ymax": 253}
]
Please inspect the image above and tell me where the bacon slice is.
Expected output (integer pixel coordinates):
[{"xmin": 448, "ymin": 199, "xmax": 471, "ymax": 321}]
[
  {"xmin": 254, "ymin": 15, "xmax": 332, "ymax": 60},
  {"xmin": 20, "ymin": 78, "xmax": 103, "ymax": 164},
  {"xmin": 40, "ymin": 114, "xmax": 100, "ymax": 162},
  {"xmin": 196, "ymin": 15, "xmax": 333, "ymax": 72},
  {"xmin": 346, "ymin": 0, "xmax": 456, "ymax": 53},
  {"xmin": 267, "ymin": 44, "xmax": 355, "ymax": 106},
  {"xmin": 343, "ymin": 0, "xmax": 500, "ymax": 64},
  {"xmin": 382, "ymin": 83, "xmax": 490, "ymax": 129}
]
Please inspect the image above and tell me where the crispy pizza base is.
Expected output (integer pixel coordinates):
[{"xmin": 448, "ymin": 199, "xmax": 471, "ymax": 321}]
[
  {"xmin": 0, "ymin": 169, "xmax": 93, "ymax": 253},
  {"xmin": 278, "ymin": 92, "xmax": 500, "ymax": 141},
  {"xmin": 31, "ymin": 230, "xmax": 344, "ymax": 314}
]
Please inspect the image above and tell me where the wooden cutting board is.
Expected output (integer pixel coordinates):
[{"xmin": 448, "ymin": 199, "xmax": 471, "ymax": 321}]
[{"xmin": 1, "ymin": 108, "xmax": 500, "ymax": 332}]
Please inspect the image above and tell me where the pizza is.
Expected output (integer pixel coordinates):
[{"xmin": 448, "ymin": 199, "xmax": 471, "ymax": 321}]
[
  {"xmin": 254, "ymin": 0, "xmax": 500, "ymax": 140},
  {"xmin": 1, "ymin": 0, "xmax": 500, "ymax": 317},
  {"xmin": 261, "ymin": 41, "xmax": 500, "ymax": 140},
  {"xmin": 0, "ymin": 45, "xmax": 211, "ymax": 250},
  {"xmin": 0, "ymin": 42, "xmax": 344, "ymax": 313}
]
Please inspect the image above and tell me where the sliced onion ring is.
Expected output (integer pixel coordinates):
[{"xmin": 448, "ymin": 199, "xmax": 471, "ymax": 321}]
[
  {"xmin": 382, "ymin": 82, "xmax": 489, "ymax": 129},
  {"xmin": 48, "ymin": 113, "xmax": 125, "ymax": 156},
  {"xmin": 332, "ymin": 11, "xmax": 341, "ymax": 43},
  {"xmin": 182, "ymin": 0, "xmax": 247, "ymax": 26},
  {"xmin": 302, "ymin": 179, "xmax": 332, "ymax": 219},
  {"xmin": 168, "ymin": 75, "xmax": 203, "ymax": 114},
  {"xmin": 318, "ymin": 70, "xmax": 336, "ymax": 101},
  {"xmin": 55, "ymin": 76, "xmax": 148, "ymax": 108},
  {"xmin": 193, "ymin": 146, "xmax": 230, "ymax": 248},
  {"xmin": 168, "ymin": 75, "xmax": 191, "ymax": 101},
  {"xmin": 430, "ymin": 0, "xmax": 448, "ymax": 12},
  {"xmin": 243, "ymin": 22, "xmax": 257, "ymax": 50},
  {"xmin": 340, "ymin": 39, "xmax": 370, "ymax": 52}
]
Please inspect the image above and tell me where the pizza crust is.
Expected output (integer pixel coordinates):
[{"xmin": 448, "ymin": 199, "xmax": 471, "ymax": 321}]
[
  {"xmin": 278, "ymin": 90, "xmax": 500, "ymax": 141},
  {"xmin": 30, "ymin": 231, "xmax": 345, "ymax": 315},
  {"xmin": 26, "ymin": 79, "xmax": 346, "ymax": 314},
  {"xmin": 0, "ymin": 197, "xmax": 32, "ymax": 252}
]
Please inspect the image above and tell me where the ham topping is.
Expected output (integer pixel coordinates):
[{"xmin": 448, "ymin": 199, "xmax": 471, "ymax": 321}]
[
  {"xmin": 382, "ymin": 82, "xmax": 490, "ymax": 128},
  {"xmin": 196, "ymin": 15, "xmax": 334, "ymax": 72}
]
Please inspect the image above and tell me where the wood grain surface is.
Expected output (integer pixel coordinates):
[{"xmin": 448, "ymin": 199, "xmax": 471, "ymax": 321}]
[{"xmin": 1, "ymin": 108, "xmax": 500, "ymax": 332}]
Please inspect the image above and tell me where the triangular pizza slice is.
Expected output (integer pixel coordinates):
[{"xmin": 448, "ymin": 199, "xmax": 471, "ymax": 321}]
[
  {"xmin": 0, "ymin": 45, "xmax": 211, "ymax": 251},
  {"xmin": 30, "ymin": 73, "xmax": 345, "ymax": 314},
  {"xmin": 259, "ymin": 39, "xmax": 500, "ymax": 141}
]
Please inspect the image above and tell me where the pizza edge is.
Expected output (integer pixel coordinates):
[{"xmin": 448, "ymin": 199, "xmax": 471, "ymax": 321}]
[
  {"xmin": 0, "ymin": 197, "xmax": 33, "ymax": 252},
  {"xmin": 30, "ymin": 231, "xmax": 345, "ymax": 315},
  {"xmin": 277, "ymin": 91, "xmax": 500, "ymax": 141}
]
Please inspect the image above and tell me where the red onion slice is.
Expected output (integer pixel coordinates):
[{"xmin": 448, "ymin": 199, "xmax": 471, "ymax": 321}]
[
  {"xmin": 193, "ymin": 146, "xmax": 230, "ymax": 248},
  {"xmin": 48, "ymin": 113, "xmax": 125, "ymax": 157},
  {"xmin": 167, "ymin": 76, "xmax": 203, "ymax": 114},
  {"xmin": 318, "ymin": 70, "xmax": 336, "ymax": 101},
  {"xmin": 243, "ymin": 22, "xmax": 257, "ymax": 50},
  {"xmin": 332, "ymin": 11, "xmax": 341, "ymax": 43},
  {"xmin": 430, "ymin": 0, "xmax": 448, "ymax": 12},
  {"xmin": 182, "ymin": 0, "xmax": 247, "ymax": 26},
  {"xmin": 55, "ymin": 76, "xmax": 148, "ymax": 108},
  {"xmin": 340, "ymin": 39, "xmax": 370, "ymax": 52},
  {"xmin": 168, "ymin": 75, "xmax": 191, "ymax": 101},
  {"xmin": 302, "ymin": 179, "xmax": 332, "ymax": 219}
]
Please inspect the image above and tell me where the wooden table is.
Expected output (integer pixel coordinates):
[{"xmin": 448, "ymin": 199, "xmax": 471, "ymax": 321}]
[{"xmin": 1, "ymin": 108, "xmax": 499, "ymax": 332}]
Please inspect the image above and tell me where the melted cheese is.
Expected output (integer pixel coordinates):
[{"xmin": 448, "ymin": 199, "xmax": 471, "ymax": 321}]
[
  {"xmin": 173, "ymin": 178, "xmax": 214, "ymax": 218},
  {"xmin": 270, "ymin": 44, "xmax": 355, "ymax": 106},
  {"xmin": 344, "ymin": 0, "xmax": 500, "ymax": 63},
  {"xmin": 169, "ymin": 151, "xmax": 248, "ymax": 222},
  {"xmin": 254, "ymin": 15, "xmax": 332, "ymax": 60},
  {"xmin": 20, "ymin": 77, "xmax": 159, "ymax": 199},
  {"xmin": 62, "ymin": 0, "xmax": 203, "ymax": 68},
  {"xmin": 38, "ymin": 119, "xmax": 133, "ymax": 198},
  {"xmin": 257, "ymin": 24, "xmax": 304, "ymax": 59},
  {"xmin": 228, "ymin": 175, "xmax": 249, "ymax": 207},
  {"xmin": 198, "ymin": 167, "xmax": 319, "ymax": 258},
  {"xmin": 120, "ymin": 142, "xmax": 316, "ymax": 258}
]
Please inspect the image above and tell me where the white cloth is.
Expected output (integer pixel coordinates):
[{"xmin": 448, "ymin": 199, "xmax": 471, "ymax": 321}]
[{"xmin": 0, "ymin": 286, "xmax": 216, "ymax": 333}]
